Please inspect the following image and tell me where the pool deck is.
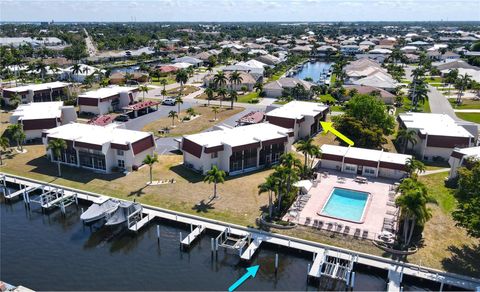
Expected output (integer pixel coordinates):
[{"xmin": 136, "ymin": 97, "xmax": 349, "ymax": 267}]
[{"xmin": 284, "ymin": 171, "xmax": 398, "ymax": 240}]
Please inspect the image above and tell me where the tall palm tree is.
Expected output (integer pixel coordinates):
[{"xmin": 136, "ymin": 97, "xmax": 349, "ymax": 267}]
[
  {"xmin": 228, "ymin": 90, "xmax": 238, "ymax": 109},
  {"xmin": 186, "ymin": 107, "xmax": 196, "ymax": 116},
  {"xmin": 49, "ymin": 63, "xmax": 61, "ymax": 80},
  {"xmin": 175, "ymin": 96, "xmax": 183, "ymax": 114},
  {"xmin": 6, "ymin": 124, "xmax": 25, "ymax": 151},
  {"xmin": 254, "ymin": 82, "xmax": 263, "ymax": 94},
  {"xmin": 396, "ymin": 128, "xmax": 417, "ymax": 153},
  {"xmin": 258, "ymin": 175, "xmax": 276, "ymax": 218},
  {"xmin": 143, "ymin": 154, "xmax": 159, "ymax": 184},
  {"xmin": 277, "ymin": 153, "xmax": 301, "ymax": 212},
  {"xmin": 212, "ymin": 106, "xmax": 219, "ymax": 121},
  {"xmin": 168, "ymin": 110, "xmax": 178, "ymax": 126},
  {"xmin": 9, "ymin": 93, "xmax": 21, "ymax": 108},
  {"xmin": 203, "ymin": 165, "xmax": 226, "ymax": 200},
  {"xmin": 205, "ymin": 87, "xmax": 215, "ymax": 106},
  {"xmin": 296, "ymin": 138, "xmax": 320, "ymax": 175},
  {"xmin": 405, "ymin": 158, "xmax": 426, "ymax": 178},
  {"xmin": 35, "ymin": 61, "xmax": 47, "ymax": 81},
  {"xmin": 229, "ymin": 71, "xmax": 243, "ymax": 91},
  {"xmin": 217, "ymin": 87, "xmax": 228, "ymax": 108},
  {"xmin": 396, "ymin": 189, "xmax": 432, "ymax": 246},
  {"xmin": 83, "ymin": 66, "xmax": 91, "ymax": 76},
  {"xmin": 213, "ymin": 71, "xmax": 227, "ymax": 89},
  {"xmin": 160, "ymin": 78, "xmax": 168, "ymax": 93},
  {"xmin": 455, "ymin": 73, "xmax": 472, "ymax": 105},
  {"xmin": 70, "ymin": 64, "xmax": 82, "ymax": 81},
  {"xmin": 139, "ymin": 85, "xmax": 149, "ymax": 101},
  {"xmin": 47, "ymin": 139, "xmax": 67, "ymax": 177},
  {"xmin": 175, "ymin": 70, "xmax": 189, "ymax": 96},
  {"xmin": 0, "ymin": 137, "xmax": 10, "ymax": 165}
]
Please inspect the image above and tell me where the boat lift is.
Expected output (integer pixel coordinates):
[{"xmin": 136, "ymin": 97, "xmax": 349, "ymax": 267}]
[
  {"xmin": 215, "ymin": 227, "xmax": 250, "ymax": 256},
  {"xmin": 26, "ymin": 185, "xmax": 78, "ymax": 214}
]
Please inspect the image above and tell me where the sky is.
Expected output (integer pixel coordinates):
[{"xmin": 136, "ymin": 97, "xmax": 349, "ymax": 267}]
[{"xmin": 1, "ymin": 0, "xmax": 479, "ymax": 22}]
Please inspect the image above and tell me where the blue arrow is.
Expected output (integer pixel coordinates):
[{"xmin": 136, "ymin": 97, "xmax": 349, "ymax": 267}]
[{"xmin": 228, "ymin": 265, "xmax": 260, "ymax": 292}]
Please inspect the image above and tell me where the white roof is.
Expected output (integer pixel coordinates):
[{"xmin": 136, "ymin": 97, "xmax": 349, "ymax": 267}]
[
  {"xmin": 440, "ymin": 68, "xmax": 480, "ymax": 83},
  {"xmin": 266, "ymin": 101, "xmax": 329, "ymax": 120},
  {"xmin": 236, "ymin": 60, "xmax": 268, "ymax": 69},
  {"xmin": 79, "ymin": 86, "xmax": 137, "ymax": 99},
  {"xmin": 45, "ymin": 123, "xmax": 150, "ymax": 146},
  {"xmin": 321, "ymin": 144, "xmax": 411, "ymax": 165},
  {"xmin": 455, "ymin": 146, "xmax": 480, "ymax": 158},
  {"xmin": 399, "ymin": 113, "xmax": 473, "ymax": 138},
  {"xmin": 11, "ymin": 101, "xmax": 63, "ymax": 120},
  {"xmin": 3, "ymin": 81, "xmax": 69, "ymax": 93},
  {"xmin": 184, "ymin": 123, "xmax": 290, "ymax": 148},
  {"xmin": 352, "ymin": 71, "xmax": 397, "ymax": 89},
  {"xmin": 172, "ymin": 62, "xmax": 193, "ymax": 69}
]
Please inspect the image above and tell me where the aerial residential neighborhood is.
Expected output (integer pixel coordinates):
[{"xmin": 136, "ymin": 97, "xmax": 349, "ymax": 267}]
[{"xmin": 1, "ymin": 1, "xmax": 480, "ymax": 291}]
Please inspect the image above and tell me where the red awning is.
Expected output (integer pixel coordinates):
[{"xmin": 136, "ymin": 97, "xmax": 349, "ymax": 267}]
[{"xmin": 123, "ymin": 100, "xmax": 160, "ymax": 111}]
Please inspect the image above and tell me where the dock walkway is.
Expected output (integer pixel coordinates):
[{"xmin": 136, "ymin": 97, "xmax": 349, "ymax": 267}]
[
  {"xmin": 181, "ymin": 225, "xmax": 206, "ymax": 247},
  {"xmin": 2, "ymin": 173, "xmax": 480, "ymax": 291},
  {"xmin": 240, "ymin": 238, "xmax": 263, "ymax": 261}
]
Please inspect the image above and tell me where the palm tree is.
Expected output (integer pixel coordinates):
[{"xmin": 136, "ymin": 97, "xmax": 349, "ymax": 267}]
[
  {"xmin": 0, "ymin": 137, "xmax": 10, "ymax": 165},
  {"xmin": 143, "ymin": 154, "xmax": 159, "ymax": 184},
  {"xmin": 258, "ymin": 175, "xmax": 276, "ymax": 218},
  {"xmin": 6, "ymin": 124, "xmax": 25, "ymax": 151},
  {"xmin": 70, "ymin": 64, "xmax": 82, "ymax": 81},
  {"xmin": 35, "ymin": 61, "xmax": 47, "ymax": 81},
  {"xmin": 47, "ymin": 139, "xmax": 67, "ymax": 177},
  {"xmin": 160, "ymin": 78, "xmax": 168, "ymax": 93},
  {"xmin": 254, "ymin": 82, "xmax": 263, "ymax": 94},
  {"xmin": 296, "ymin": 138, "xmax": 320, "ymax": 175},
  {"xmin": 139, "ymin": 85, "xmax": 149, "ymax": 101},
  {"xmin": 455, "ymin": 73, "xmax": 472, "ymax": 105},
  {"xmin": 217, "ymin": 87, "xmax": 228, "ymax": 108},
  {"xmin": 396, "ymin": 128, "xmax": 417, "ymax": 153},
  {"xmin": 9, "ymin": 93, "xmax": 21, "ymax": 108},
  {"xmin": 49, "ymin": 63, "xmax": 61, "ymax": 80},
  {"xmin": 186, "ymin": 107, "xmax": 196, "ymax": 117},
  {"xmin": 83, "ymin": 66, "xmax": 91, "ymax": 76},
  {"xmin": 175, "ymin": 70, "xmax": 189, "ymax": 96},
  {"xmin": 175, "ymin": 96, "xmax": 183, "ymax": 114},
  {"xmin": 405, "ymin": 158, "xmax": 425, "ymax": 178},
  {"xmin": 277, "ymin": 153, "xmax": 301, "ymax": 212},
  {"xmin": 203, "ymin": 165, "xmax": 226, "ymax": 200},
  {"xmin": 213, "ymin": 71, "xmax": 227, "ymax": 89},
  {"xmin": 228, "ymin": 90, "xmax": 238, "ymax": 109},
  {"xmin": 229, "ymin": 71, "xmax": 243, "ymax": 91},
  {"xmin": 168, "ymin": 110, "xmax": 178, "ymax": 126},
  {"xmin": 124, "ymin": 72, "xmax": 134, "ymax": 84},
  {"xmin": 212, "ymin": 106, "xmax": 219, "ymax": 121},
  {"xmin": 396, "ymin": 189, "xmax": 432, "ymax": 246},
  {"xmin": 205, "ymin": 87, "xmax": 215, "ymax": 106}
]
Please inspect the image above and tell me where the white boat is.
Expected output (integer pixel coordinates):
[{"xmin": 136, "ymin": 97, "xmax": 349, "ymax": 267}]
[
  {"xmin": 105, "ymin": 202, "xmax": 142, "ymax": 226},
  {"xmin": 80, "ymin": 199, "xmax": 120, "ymax": 223}
]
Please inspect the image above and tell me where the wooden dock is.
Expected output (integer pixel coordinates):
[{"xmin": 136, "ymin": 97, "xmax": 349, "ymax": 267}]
[
  {"xmin": 387, "ymin": 265, "xmax": 403, "ymax": 292},
  {"xmin": 181, "ymin": 225, "xmax": 206, "ymax": 247},
  {"xmin": 2, "ymin": 173, "xmax": 480, "ymax": 291},
  {"xmin": 308, "ymin": 249, "xmax": 326, "ymax": 278},
  {"xmin": 4, "ymin": 186, "xmax": 36, "ymax": 199},
  {"xmin": 240, "ymin": 238, "xmax": 263, "ymax": 261}
]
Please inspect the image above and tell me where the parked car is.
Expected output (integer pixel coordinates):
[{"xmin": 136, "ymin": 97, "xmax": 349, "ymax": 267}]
[
  {"xmin": 114, "ymin": 114, "xmax": 130, "ymax": 122},
  {"xmin": 162, "ymin": 98, "xmax": 176, "ymax": 106}
]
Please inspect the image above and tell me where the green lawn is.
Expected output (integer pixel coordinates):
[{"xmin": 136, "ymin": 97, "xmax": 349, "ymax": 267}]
[
  {"xmin": 426, "ymin": 76, "xmax": 443, "ymax": 84},
  {"xmin": 421, "ymin": 172, "xmax": 455, "ymax": 213},
  {"xmin": 456, "ymin": 112, "xmax": 480, "ymax": 123},
  {"xmin": 449, "ymin": 98, "xmax": 480, "ymax": 109},
  {"xmin": 329, "ymin": 74, "xmax": 336, "ymax": 86},
  {"xmin": 395, "ymin": 96, "xmax": 430, "ymax": 115},
  {"xmin": 237, "ymin": 92, "xmax": 259, "ymax": 103},
  {"xmin": 151, "ymin": 77, "xmax": 176, "ymax": 86},
  {"xmin": 318, "ymin": 94, "xmax": 336, "ymax": 103}
]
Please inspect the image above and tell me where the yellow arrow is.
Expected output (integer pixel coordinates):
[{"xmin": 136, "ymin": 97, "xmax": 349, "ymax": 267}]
[{"xmin": 320, "ymin": 122, "xmax": 354, "ymax": 146}]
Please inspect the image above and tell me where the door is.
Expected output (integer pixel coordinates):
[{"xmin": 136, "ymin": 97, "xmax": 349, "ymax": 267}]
[{"xmin": 357, "ymin": 165, "xmax": 363, "ymax": 175}]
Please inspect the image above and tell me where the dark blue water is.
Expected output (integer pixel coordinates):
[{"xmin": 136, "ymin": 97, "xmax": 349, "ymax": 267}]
[
  {"xmin": 0, "ymin": 185, "xmax": 445, "ymax": 291},
  {"xmin": 293, "ymin": 61, "xmax": 332, "ymax": 82}
]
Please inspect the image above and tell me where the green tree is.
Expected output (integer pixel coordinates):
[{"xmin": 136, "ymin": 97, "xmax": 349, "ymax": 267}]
[
  {"xmin": 168, "ymin": 110, "xmax": 178, "ymax": 126},
  {"xmin": 228, "ymin": 90, "xmax": 238, "ymax": 109},
  {"xmin": 455, "ymin": 73, "xmax": 472, "ymax": 105},
  {"xmin": 175, "ymin": 70, "xmax": 189, "ymax": 96},
  {"xmin": 212, "ymin": 106, "xmax": 219, "ymax": 121},
  {"xmin": 258, "ymin": 175, "xmax": 277, "ymax": 218},
  {"xmin": 213, "ymin": 71, "xmax": 228, "ymax": 89},
  {"xmin": 343, "ymin": 94, "xmax": 395, "ymax": 134},
  {"xmin": 143, "ymin": 154, "xmax": 159, "ymax": 184},
  {"xmin": 203, "ymin": 165, "xmax": 226, "ymax": 200},
  {"xmin": 186, "ymin": 107, "xmax": 196, "ymax": 117},
  {"xmin": 205, "ymin": 87, "xmax": 215, "ymax": 106},
  {"xmin": 229, "ymin": 70, "xmax": 243, "ymax": 91},
  {"xmin": 0, "ymin": 137, "xmax": 10, "ymax": 165},
  {"xmin": 139, "ymin": 85, "xmax": 149, "ymax": 101},
  {"xmin": 277, "ymin": 153, "xmax": 301, "ymax": 213},
  {"xmin": 296, "ymin": 138, "xmax": 320, "ymax": 176},
  {"xmin": 47, "ymin": 138, "xmax": 67, "ymax": 177},
  {"xmin": 160, "ymin": 78, "xmax": 168, "ymax": 92},
  {"xmin": 217, "ymin": 87, "xmax": 228, "ymax": 108},
  {"xmin": 6, "ymin": 124, "xmax": 25, "ymax": 151},
  {"xmin": 405, "ymin": 158, "xmax": 426, "ymax": 178},
  {"xmin": 9, "ymin": 93, "xmax": 21, "ymax": 108},
  {"xmin": 175, "ymin": 96, "xmax": 183, "ymax": 114},
  {"xmin": 254, "ymin": 82, "xmax": 263, "ymax": 94},
  {"xmin": 396, "ymin": 128, "xmax": 417, "ymax": 153}
]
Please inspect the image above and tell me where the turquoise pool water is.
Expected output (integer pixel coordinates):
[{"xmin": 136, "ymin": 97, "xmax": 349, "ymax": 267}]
[{"xmin": 320, "ymin": 188, "xmax": 369, "ymax": 222}]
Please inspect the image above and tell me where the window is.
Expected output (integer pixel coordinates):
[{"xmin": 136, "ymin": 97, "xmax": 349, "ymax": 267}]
[
  {"xmin": 344, "ymin": 165, "xmax": 356, "ymax": 172},
  {"xmin": 117, "ymin": 149, "xmax": 124, "ymax": 156},
  {"xmin": 118, "ymin": 160, "xmax": 125, "ymax": 168},
  {"xmin": 364, "ymin": 168, "xmax": 376, "ymax": 175},
  {"xmin": 211, "ymin": 152, "xmax": 218, "ymax": 159}
]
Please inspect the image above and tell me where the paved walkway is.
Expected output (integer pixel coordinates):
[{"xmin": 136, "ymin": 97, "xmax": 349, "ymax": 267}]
[
  {"xmin": 419, "ymin": 168, "xmax": 450, "ymax": 176},
  {"xmin": 454, "ymin": 109, "xmax": 480, "ymax": 113},
  {"xmin": 427, "ymin": 85, "xmax": 460, "ymax": 121}
]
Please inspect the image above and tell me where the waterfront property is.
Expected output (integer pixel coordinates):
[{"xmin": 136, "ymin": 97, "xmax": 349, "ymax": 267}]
[
  {"xmin": 9, "ymin": 101, "xmax": 77, "ymax": 140},
  {"xmin": 265, "ymin": 101, "xmax": 329, "ymax": 140},
  {"xmin": 448, "ymin": 146, "xmax": 480, "ymax": 179},
  {"xmin": 319, "ymin": 145, "xmax": 412, "ymax": 179},
  {"xmin": 1, "ymin": 81, "xmax": 71, "ymax": 104},
  {"xmin": 263, "ymin": 78, "xmax": 314, "ymax": 98},
  {"xmin": 343, "ymin": 84, "xmax": 395, "ymax": 105},
  {"xmin": 398, "ymin": 113, "xmax": 477, "ymax": 161},
  {"xmin": 180, "ymin": 123, "xmax": 293, "ymax": 175},
  {"xmin": 42, "ymin": 123, "xmax": 155, "ymax": 173},
  {"xmin": 77, "ymin": 86, "xmax": 139, "ymax": 115},
  {"xmin": 203, "ymin": 71, "xmax": 257, "ymax": 91}
]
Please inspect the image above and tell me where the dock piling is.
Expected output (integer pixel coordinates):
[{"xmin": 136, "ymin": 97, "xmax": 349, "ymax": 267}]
[
  {"xmin": 179, "ymin": 232, "xmax": 182, "ymax": 243},
  {"xmin": 351, "ymin": 272, "xmax": 355, "ymax": 289},
  {"xmin": 211, "ymin": 238, "xmax": 214, "ymax": 253},
  {"xmin": 156, "ymin": 225, "xmax": 160, "ymax": 243},
  {"xmin": 307, "ymin": 263, "xmax": 311, "ymax": 283},
  {"xmin": 275, "ymin": 253, "xmax": 279, "ymax": 274}
]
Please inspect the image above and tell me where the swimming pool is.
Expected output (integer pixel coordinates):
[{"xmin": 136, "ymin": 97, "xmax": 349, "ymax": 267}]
[{"xmin": 319, "ymin": 188, "xmax": 370, "ymax": 223}]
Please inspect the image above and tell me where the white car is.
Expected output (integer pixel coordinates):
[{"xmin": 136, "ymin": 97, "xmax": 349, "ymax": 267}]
[{"xmin": 162, "ymin": 98, "xmax": 176, "ymax": 106}]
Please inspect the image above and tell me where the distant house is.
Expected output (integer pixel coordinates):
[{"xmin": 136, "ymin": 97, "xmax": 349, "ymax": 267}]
[
  {"xmin": 62, "ymin": 64, "xmax": 104, "ymax": 83},
  {"xmin": 173, "ymin": 56, "xmax": 204, "ymax": 67},
  {"xmin": 180, "ymin": 123, "xmax": 293, "ymax": 175},
  {"xmin": 265, "ymin": 101, "xmax": 329, "ymax": 140},
  {"xmin": 77, "ymin": 86, "xmax": 139, "ymax": 115},
  {"xmin": 222, "ymin": 64, "xmax": 264, "ymax": 81},
  {"xmin": 343, "ymin": 85, "xmax": 395, "ymax": 104},
  {"xmin": 319, "ymin": 144, "xmax": 412, "ymax": 179},
  {"xmin": 448, "ymin": 146, "xmax": 480, "ymax": 179},
  {"xmin": 398, "ymin": 113, "xmax": 477, "ymax": 161},
  {"xmin": 263, "ymin": 78, "xmax": 314, "ymax": 98},
  {"xmin": 2, "ymin": 81, "xmax": 71, "ymax": 104},
  {"xmin": 255, "ymin": 54, "xmax": 282, "ymax": 66},
  {"xmin": 109, "ymin": 72, "xmax": 149, "ymax": 84},
  {"xmin": 340, "ymin": 45, "xmax": 362, "ymax": 55},
  {"xmin": 10, "ymin": 101, "xmax": 77, "ymax": 140},
  {"xmin": 43, "ymin": 123, "xmax": 156, "ymax": 173},
  {"xmin": 352, "ymin": 72, "xmax": 398, "ymax": 92},
  {"xmin": 441, "ymin": 51, "xmax": 461, "ymax": 62},
  {"xmin": 436, "ymin": 60, "xmax": 479, "ymax": 71},
  {"xmin": 203, "ymin": 71, "xmax": 257, "ymax": 91}
]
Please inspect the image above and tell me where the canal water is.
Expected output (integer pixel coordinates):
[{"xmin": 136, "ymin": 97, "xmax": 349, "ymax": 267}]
[
  {"xmin": 293, "ymin": 61, "xmax": 332, "ymax": 83},
  {"xmin": 0, "ymin": 186, "xmax": 452, "ymax": 291}
]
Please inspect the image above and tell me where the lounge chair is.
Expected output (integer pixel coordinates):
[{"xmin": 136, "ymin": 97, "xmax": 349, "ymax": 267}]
[
  {"xmin": 362, "ymin": 230, "xmax": 369, "ymax": 239},
  {"xmin": 326, "ymin": 222, "xmax": 333, "ymax": 231},
  {"xmin": 317, "ymin": 220, "xmax": 324, "ymax": 230},
  {"xmin": 386, "ymin": 210, "xmax": 397, "ymax": 216},
  {"xmin": 305, "ymin": 217, "xmax": 311, "ymax": 226},
  {"xmin": 335, "ymin": 223, "xmax": 343, "ymax": 232},
  {"xmin": 354, "ymin": 228, "xmax": 361, "ymax": 238},
  {"xmin": 386, "ymin": 201, "xmax": 396, "ymax": 207},
  {"xmin": 343, "ymin": 226, "xmax": 350, "ymax": 235},
  {"xmin": 313, "ymin": 219, "xmax": 319, "ymax": 228}
]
